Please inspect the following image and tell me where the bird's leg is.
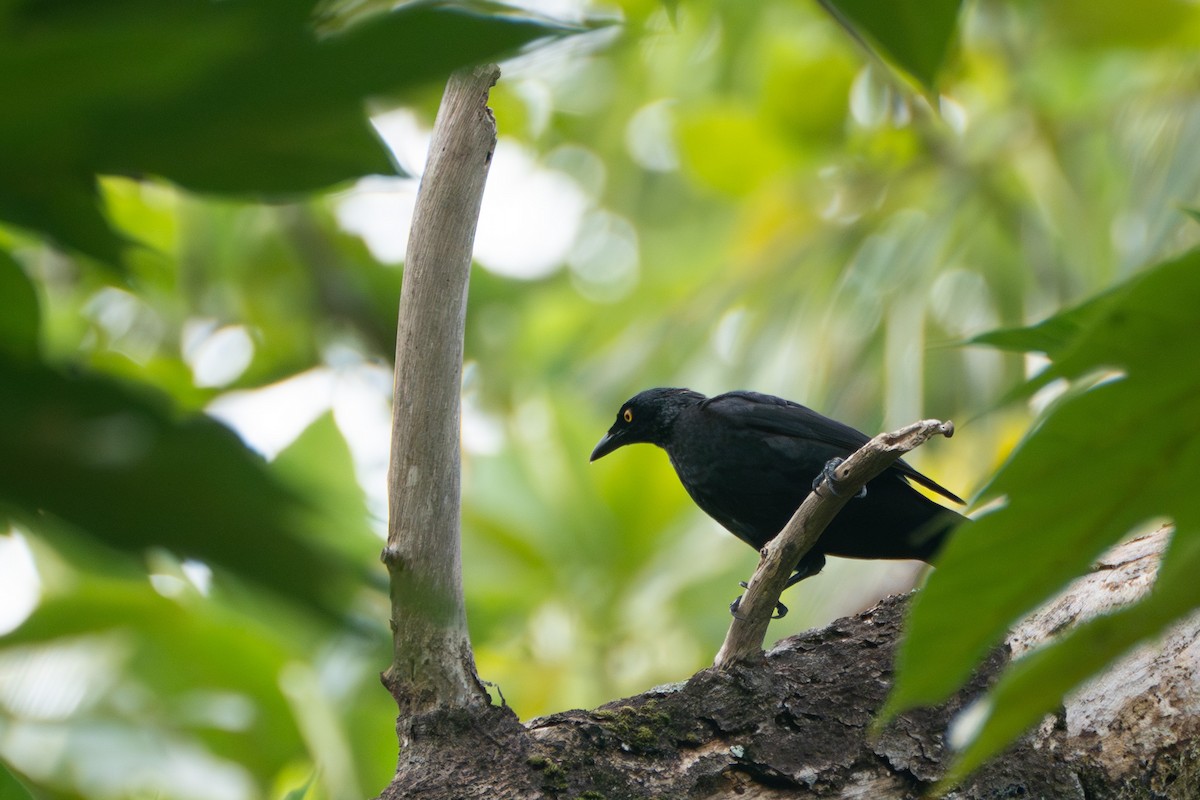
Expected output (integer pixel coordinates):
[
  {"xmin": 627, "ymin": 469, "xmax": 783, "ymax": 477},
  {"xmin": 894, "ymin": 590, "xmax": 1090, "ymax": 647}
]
[
  {"xmin": 729, "ymin": 581, "xmax": 789, "ymax": 619},
  {"xmin": 729, "ymin": 552, "xmax": 828, "ymax": 618},
  {"xmin": 785, "ymin": 552, "xmax": 826, "ymax": 587},
  {"xmin": 724, "ymin": 554, "xmax": 830, "ymax": 618},
  {"xmin": 812, "ymin": 457, "xmax": 867, "ymax": 498},
  {"xmin": 728, "ymin": 550, "xmax": 828, "ymax": 618}
]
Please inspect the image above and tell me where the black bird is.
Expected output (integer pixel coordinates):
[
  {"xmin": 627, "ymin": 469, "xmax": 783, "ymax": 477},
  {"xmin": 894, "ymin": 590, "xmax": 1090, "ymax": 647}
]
[{"xmin": 590, "ymin": 388, "xmax": 966, "ymax": 597}]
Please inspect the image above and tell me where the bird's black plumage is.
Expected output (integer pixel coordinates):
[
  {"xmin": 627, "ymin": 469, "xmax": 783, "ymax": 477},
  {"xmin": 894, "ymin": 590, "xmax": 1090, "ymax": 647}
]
[{"xmin": 591, "ymin": 388, "xmax": 966, "ymax": 584}]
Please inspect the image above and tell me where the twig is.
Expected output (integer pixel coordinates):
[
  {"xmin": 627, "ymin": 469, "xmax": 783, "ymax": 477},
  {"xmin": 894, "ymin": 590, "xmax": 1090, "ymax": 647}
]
[{"xmin": 713, "ymin": 419, "xmax": 956, "ymax": 668}]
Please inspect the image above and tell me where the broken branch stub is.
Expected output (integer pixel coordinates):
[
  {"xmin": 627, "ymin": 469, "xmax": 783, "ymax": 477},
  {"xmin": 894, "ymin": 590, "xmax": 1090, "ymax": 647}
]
[{"xmin": 384, "ymin": 65, "xmax": 500, "ymax": 714}]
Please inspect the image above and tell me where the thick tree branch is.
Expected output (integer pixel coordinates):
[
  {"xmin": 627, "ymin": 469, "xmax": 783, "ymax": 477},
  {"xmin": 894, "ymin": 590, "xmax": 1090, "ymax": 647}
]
[
  {"xmin": 382, "ymin": 64, "xmax": 499, "ymax": 716},
  {"xmin": 381, "ymin": 525, "xmax": 1198, "ymax": 798},
  {"xmin": 715, "ymin": 418, "xmax": 956, "ymax": 667}
]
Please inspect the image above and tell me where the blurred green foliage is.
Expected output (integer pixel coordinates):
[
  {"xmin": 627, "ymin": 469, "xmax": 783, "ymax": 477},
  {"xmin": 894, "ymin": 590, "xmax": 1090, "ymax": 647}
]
[
  {"xmin": 1, "ymin": 0, "xmax": 1199, "ymax": 797},
  {"xmin": 888, "ymin": 246, "xmax": 1200, "ymax": 783},
  {"xmin": 0, "ymin": 0, "xmax": 569, "ymax": 262}
]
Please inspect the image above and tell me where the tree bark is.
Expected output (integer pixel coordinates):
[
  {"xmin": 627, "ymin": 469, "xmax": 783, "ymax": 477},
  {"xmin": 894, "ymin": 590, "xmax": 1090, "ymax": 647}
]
[
  {"xmin": 383, "ymin": 64, "xmax": 499, "ymax": 718},
  {"xmin": 381, "ymin": 527, "xmax": 1200, "ymax": 799}
]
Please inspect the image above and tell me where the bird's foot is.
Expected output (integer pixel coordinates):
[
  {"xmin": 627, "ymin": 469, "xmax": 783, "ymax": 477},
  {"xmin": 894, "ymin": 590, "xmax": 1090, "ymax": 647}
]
[
  {"xmin": 729, "ymin": 581, "xmax": 788, "ymax": 619},
  {"xmin": 812, "ymin": 457, "xmax": 867, "ymax": 498}
]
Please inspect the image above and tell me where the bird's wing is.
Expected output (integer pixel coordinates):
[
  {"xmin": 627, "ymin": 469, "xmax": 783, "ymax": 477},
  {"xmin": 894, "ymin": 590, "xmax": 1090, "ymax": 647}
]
[
  {"xmin": 705, "ymin": 391, "xmax": 871, "ymax": 450},
  {"xmin": 704, "ymin": 391, "xmax": 965, "ymax": 505}
]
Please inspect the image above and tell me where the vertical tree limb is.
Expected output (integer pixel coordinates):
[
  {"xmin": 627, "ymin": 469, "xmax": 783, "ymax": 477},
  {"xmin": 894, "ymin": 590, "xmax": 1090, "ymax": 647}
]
[
  {"xmin": 382, "ymin": 64, "xmax": 499, "ymax": 716},
  {"xmin": 714, "ymin": 418, "xmax": 956, "ymax": 668}
]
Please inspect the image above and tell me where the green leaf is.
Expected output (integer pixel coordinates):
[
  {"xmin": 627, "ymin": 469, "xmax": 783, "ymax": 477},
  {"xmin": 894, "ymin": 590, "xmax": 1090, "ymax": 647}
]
[
  {"xmin": 0, "ymin": 170, "xmax": 129, "ymax": 266},
  {"xmin": 0, "ymin": 760, "xmax": 36, "ymax": 800},
  {"xmin": 819, "ymin": 0, "xmax": 963, "ymax": 91},
  {"xmin": 0, "ymin": 355, "xmax": 363, "ymax": 614},
  {"xmin": 272, "ymin": 412, "xmax": 380, "ymax": 564},
  {"xmin": 0, "ymin": 251, "xmax": 40, "ymax": 359},
  {"xmin": 965, "ymin": 291, "xmax": 1114, "ymax": 357},
  {"xmin": 887, "ymin": 247, "xmax": 1200, "ymax": 723},
  {"xmin": 889, "ymin": 378, "xmax": 1197, "ymax": 715},
  {"xmin": 941, "ymin": 527, "xmax": 1200, "ymax": 787},
  {"xmin": 0, "ymin": 0, "xmax": 574, "ymax": 261}
]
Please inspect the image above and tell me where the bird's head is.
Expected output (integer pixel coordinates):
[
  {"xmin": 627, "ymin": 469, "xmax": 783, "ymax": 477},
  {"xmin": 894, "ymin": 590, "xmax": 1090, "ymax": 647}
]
[{"xmin": 590, "ymin": 387, "xmax": 704, "ymax": 461}]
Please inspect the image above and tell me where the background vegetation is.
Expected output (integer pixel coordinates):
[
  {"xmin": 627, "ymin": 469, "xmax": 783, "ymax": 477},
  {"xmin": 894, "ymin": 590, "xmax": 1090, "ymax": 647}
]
[{"xmin": 2, "ymin": 0, "xmax": 1199, "ymax": 798}]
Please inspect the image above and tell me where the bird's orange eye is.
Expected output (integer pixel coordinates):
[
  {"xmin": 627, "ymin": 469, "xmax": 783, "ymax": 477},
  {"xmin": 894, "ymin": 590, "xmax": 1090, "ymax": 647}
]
[{"xmin": 623, "ymin": 408, "xmax": 633, "ymax": 423}]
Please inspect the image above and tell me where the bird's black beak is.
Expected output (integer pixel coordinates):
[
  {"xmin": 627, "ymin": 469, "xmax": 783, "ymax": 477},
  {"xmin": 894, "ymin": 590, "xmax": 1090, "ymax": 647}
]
[{"xmin": 590, "ymin": 429, "xmax": 624, "ymax": 462}]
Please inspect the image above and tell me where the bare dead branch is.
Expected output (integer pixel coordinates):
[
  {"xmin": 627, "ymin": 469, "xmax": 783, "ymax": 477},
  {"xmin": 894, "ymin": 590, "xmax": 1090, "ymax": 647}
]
[
  {"xmin": 714, "ymin": 418, "xmax": 956, "ymax": 668},
  {"xmin": 383, "ymin": 64, "xmax": 500, "ymax": 714}
]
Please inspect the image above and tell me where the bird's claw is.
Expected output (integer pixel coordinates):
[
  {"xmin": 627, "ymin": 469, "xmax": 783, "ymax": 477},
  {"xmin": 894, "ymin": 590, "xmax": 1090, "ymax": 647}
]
[
  {"xmin": 729, "ymin": 582, "xmax": 788, "ymax": 619},
  {"xmin": 812, "ymin": 457, "xmax": 866, "ymax": 499}
]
